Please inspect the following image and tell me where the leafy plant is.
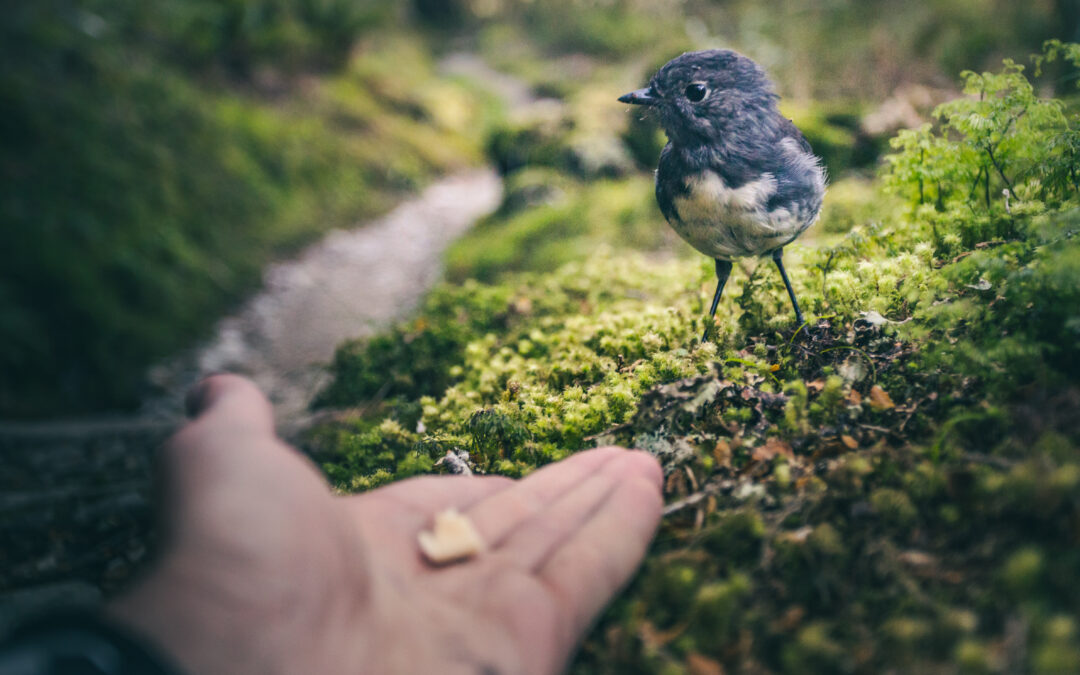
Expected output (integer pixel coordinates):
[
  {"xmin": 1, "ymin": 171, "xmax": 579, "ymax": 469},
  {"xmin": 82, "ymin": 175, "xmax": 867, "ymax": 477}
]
[{"xmin": 884, "ymin": 43, "xmax": 1079, "ymax": 250}]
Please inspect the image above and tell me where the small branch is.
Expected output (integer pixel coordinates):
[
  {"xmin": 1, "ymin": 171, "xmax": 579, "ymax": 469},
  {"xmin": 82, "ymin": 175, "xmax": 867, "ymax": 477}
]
[
  {"xmin": 984, "ymin": 143, "xmax": 1014, "ymax": 193},
  {"xmin": 967, "ymin": 166, "xmax": 985, "ymax": 204},
  {"xmin": 662, "ymin": 482, "xmax": 726, "ymax": 517}
]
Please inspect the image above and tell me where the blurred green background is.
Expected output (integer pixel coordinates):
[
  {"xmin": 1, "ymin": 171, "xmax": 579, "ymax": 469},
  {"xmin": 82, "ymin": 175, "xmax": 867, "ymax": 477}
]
[{"xmin": 1, "ymin": 0, "xmax": 1076, "ymax": 417}]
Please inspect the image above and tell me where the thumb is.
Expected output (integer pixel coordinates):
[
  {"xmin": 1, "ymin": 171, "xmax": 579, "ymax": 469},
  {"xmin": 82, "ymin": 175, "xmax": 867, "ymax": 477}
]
[
  {"xmin": 183, "ymin": 373, "xmax": 276, "ymax": 435},
  {"xmin": 161, "ymin": 375, "xmax": 311, "ymax": 544}
]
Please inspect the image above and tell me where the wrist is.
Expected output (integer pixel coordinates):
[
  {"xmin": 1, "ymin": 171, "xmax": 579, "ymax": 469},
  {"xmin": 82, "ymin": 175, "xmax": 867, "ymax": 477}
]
[{"xmin": 106, "ymin": 562, "xmax": 267, "ymax": 675}]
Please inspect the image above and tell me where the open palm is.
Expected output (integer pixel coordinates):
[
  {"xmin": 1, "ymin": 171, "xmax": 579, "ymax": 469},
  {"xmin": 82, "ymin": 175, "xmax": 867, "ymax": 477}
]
[{"xmin": 111, "ymin": 375, "xmax": 663, "ymax": 675}]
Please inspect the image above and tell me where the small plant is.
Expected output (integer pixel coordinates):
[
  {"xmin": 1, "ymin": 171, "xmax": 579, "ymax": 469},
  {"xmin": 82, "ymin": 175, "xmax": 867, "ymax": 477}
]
[{"xmin": 884, "ymin": 43, "xmax": 1080, "ymax": 250}]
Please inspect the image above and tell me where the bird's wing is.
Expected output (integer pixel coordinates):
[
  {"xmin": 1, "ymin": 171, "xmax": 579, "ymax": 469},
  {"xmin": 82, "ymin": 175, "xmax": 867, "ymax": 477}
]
[
  {"xmin": 778, "ymin": 116, "xmax": 814, "ymax": 155},
  {"xmin": 655, "ymin": 143, "xmax": 683, "ymax": 223},
  {"xmin": 765, "ymin": 117, "xmax": 827, "ymax": 217}
]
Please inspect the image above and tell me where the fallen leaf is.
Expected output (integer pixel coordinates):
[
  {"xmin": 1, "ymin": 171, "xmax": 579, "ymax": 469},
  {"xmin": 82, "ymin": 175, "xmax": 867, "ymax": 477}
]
[
  {"xmin": 899, "ymin": 550, "xmax": 937, "ymax": 567},
  {"xmin": 847, "ymin": 389, "xmax": 863, "ymax": 405},
  {"xmin": 713, "ymin": 439, "xmax": 733, "ymax": 468},
  {"xmin": 869, "ymin": 385, "xmax": 895, "ymax": 410},
  {"xmin": 753, "ymin": 437, "xmax": 795, "ymax": 462},
  {"xmin": 665, "ymin": 470, "xmax": 687, "ymax": 495},
  {"xmin": 779, "ymin": 526, "xmax": 813, "ymax": 544},
  {"xmin": 773, "ymin": 605, "xmax": 806, "ymax": 632},
  {"xmin": 806, "ymin": 379, "xmax": 826, "ymax": 393},
  {"xmin": 841, "ymin": 434, "xmax": 859, "ymax": 449},
  {"xmin": 687, "ymin": 653, "xmax": 726, "ymax": 675},
  {"xmin": 639, "ymin": 620, "xmax": 687, "ymax": 649}
]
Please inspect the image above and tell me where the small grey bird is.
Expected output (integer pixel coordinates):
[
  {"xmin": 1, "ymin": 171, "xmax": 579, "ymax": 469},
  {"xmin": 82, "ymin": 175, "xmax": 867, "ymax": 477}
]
[{"xmin": 620, "ymin": 49, "xmax": 826, "ymax": 341}]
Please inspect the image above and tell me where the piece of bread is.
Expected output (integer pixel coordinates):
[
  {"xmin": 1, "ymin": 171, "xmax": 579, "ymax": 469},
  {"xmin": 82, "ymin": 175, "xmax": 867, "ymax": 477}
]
[{"xmin": 418, "ymin": 508, "xmax": 486, "ymax": 564}]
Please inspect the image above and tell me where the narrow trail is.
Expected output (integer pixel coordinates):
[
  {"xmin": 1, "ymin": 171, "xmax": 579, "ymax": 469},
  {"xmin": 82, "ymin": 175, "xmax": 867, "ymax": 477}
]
[{"xmin": 141, "ymin": 168, "xmax": 502, "ymax": 428}]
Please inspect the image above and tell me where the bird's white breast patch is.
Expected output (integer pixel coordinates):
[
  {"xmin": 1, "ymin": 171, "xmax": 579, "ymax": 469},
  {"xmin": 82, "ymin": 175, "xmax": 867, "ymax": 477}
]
[
  {"xmin": 680, "ymin": 170, "xmax": 776, "ymax": 214},
  {"xmin": 670, "ymin": 170, "xmax": 800, "ymax": 259}
]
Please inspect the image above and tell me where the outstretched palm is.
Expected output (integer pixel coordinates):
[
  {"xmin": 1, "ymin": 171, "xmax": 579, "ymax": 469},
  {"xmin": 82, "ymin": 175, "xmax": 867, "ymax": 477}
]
[{"xmin": 111, "ymin": 375, "xmax": 663, "ymax": 675}]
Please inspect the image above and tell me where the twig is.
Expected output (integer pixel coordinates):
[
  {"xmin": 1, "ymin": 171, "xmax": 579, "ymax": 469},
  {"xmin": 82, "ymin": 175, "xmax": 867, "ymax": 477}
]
[
  {"xmin": 985, "ymin": 143, "xmax": 1014, "ymax": 193},
  {"xmin": 662, "ymin": 483, "xmax": 725, "ymax": 517}
]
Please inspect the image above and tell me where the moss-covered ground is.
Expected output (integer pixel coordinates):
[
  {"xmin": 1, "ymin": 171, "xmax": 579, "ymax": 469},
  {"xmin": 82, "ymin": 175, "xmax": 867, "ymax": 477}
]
[{"xmin": 310, "ymin": 43, "xmax": 1080, "ymax": 673}]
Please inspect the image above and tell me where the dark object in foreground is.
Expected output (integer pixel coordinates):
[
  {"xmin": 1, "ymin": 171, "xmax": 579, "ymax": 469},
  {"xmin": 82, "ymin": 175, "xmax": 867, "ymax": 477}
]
[{"xmin": 620, "ymin": 49, "xmax": 826, "ymax": 340}]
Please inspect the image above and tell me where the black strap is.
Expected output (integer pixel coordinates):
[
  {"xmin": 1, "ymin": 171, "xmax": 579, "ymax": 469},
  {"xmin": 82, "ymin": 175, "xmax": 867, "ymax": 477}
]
[{"xmin": 0, "ymin": 611, "xmax": 184, "ymax": 675}]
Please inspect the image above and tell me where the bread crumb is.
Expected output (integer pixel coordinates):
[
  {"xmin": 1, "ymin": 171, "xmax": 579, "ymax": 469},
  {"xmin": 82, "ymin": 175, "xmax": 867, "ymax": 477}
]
[{"xmin": 418, "ymin": 508, "xmax": 485, "ymax": 564}]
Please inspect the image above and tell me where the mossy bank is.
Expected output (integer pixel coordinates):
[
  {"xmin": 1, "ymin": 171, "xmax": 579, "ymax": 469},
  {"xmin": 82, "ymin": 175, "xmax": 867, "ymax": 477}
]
[
  {"xmin": 0, "ymin": 2, "xmax": 497, "ymax": 417},
  {"xmin": 311, "ymin": 47, "xmax": 1080, "ymax": 673}
]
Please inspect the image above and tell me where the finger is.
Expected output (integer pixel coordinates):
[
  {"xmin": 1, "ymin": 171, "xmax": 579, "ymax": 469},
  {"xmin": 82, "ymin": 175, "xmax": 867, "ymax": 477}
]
[
  {"xmin": 165, "ymin": 374, "xmax": 282, "ymax": 489},
  {"xmin": 182, "ymin": 373, "xmax": 276, "ymax": 436},
  {"xmin": 464, "ymin": 447, "xmax": 627, "ymax": 547},
  {"xmin": 489, "ymin": 455, "xmax": 645, "ymax": 570},
  {"xmin": 536, "ymin": 455, "xmax": 662, "ymax": 649},
  {"xmin": 161, "ymin": 376, "xmax": 328, "ymax": 548}
]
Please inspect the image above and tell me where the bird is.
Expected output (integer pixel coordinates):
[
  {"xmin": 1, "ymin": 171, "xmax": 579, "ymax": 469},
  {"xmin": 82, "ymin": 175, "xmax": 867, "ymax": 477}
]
[{"xmin": 619, "ymin": 49, "xmax": 826, "ymax": 342}]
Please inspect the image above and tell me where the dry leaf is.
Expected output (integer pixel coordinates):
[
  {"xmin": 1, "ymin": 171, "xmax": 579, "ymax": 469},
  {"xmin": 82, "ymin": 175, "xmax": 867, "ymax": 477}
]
[
  {"xmin": 753, "ymin": 437, "xmax": 794, "ymax": 462},
  {"xmin": 773, "ymin": 605, "xmax": 806, "ymax": 632},
  {"xmin": 869, "ymin": 385, "xmax": 895, "ymax": 410},
  {"xmin": 841, "ymin": 435, "xmax": 859, "ymax": 449},
  {"xmin": 687, "ymin": 653, "xmax": 726, "ymax": 675},
  {"xmin": 713, "ymin": 439, "xmax": 733, "ymax": 468},
  {"xmin": 778, "ymin": 526, "xmax": 813, "ymax": 544},
  {"xmin": 899, "ymin": 550, "xmax": 937, "ymax": 567},
  {"xmin": 639, "ymin": 621, "xmax": 687, "ymax": 649},
  {"xmin": 806, "ymin": 379, "xmax": 826, "ymax": 393},
  {"xmin": 847, "ymin": 389, "xmax": 863, "ymax": 405}
]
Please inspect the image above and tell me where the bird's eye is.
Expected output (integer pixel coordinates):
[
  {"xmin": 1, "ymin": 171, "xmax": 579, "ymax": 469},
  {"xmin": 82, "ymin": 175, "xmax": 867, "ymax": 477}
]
[{"xmin": 684, "ymin": 83, "xmax": 708, "ymax": 102}]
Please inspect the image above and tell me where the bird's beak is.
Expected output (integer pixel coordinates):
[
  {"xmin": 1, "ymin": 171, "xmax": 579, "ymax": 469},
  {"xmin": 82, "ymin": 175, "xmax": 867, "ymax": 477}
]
[{"xmin": 618, "ymin": 87, "xmax": 658, "ymax": 106}]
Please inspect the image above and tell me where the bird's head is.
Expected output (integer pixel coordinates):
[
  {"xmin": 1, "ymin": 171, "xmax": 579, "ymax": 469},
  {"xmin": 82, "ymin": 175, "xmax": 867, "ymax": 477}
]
[{"xmin": 619, "ymin": 50, "xmax": 778, "ymax": 147}]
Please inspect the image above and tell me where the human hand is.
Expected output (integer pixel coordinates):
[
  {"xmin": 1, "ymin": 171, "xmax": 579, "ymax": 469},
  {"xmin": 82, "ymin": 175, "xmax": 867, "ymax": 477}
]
[{"xmin": 109, "ymin": 375, "xmax": 663, "ymax": 674}]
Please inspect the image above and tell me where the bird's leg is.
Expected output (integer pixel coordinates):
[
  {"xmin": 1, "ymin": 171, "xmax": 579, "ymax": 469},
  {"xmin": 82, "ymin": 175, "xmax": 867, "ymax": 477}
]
[
  {"xmin": 772, "ymin": 248, "xmax": 805, "ymax": 326},
  {"xmin": 702, "ymin": 259, "xmax": 733, "ymax": 343}
]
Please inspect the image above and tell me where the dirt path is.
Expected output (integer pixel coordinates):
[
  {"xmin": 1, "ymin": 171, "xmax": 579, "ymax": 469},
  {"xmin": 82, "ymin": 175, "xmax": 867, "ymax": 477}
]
[{"xmin": 141, "ymin": 168, "xmax": 502, "ymax": 427}]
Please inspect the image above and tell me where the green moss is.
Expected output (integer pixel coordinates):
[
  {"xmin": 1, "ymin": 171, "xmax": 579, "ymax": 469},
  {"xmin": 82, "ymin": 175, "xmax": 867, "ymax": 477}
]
[
  {"xmin": 689, "ymin": 574, "xmax": 752, "ymax": 643},
  {"xmin": 312, "ymin": 46, "xmax": 1080, "ymax": 674},
  {"xmin": 1001, "ymin": 547, "xmax": 1045, "ymax": 596},
  {"xmin": 781, "ymin": 622, "xmax": 847, "ymax": 673},
  {"xmin": 701, "ymin": 510, "xmax": 765, "ymax": 569},
  {"xmin": 870, "ymin": 488, "xmax": 918, "ymax": 529}
]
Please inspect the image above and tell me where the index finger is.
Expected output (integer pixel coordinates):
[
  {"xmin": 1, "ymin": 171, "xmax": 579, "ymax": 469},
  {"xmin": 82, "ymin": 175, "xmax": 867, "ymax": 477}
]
[{"xmin": 536, "ymin": 464, "xmax": 663, "ymax": 649}]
